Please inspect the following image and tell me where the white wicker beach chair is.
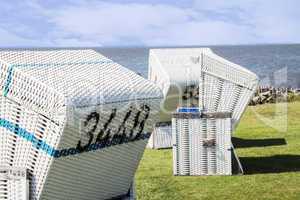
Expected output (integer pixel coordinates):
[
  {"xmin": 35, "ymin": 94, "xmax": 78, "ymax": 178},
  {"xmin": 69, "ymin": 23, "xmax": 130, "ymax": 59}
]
[
  {"xmin": 0, "ymin": 167, "xmax": 29, "ymax": 200},
  {"xmin": 147, "ymin": 48, "xmax": 258, "ymax": 149},
  {"xmin": 0, "ymin": 49, "xmax": 162, "ymax": 200}
]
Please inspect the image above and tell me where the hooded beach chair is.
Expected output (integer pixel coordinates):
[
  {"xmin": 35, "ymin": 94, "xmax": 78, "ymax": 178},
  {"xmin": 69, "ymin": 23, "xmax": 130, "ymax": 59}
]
[
  {"xmin": 172, "ymin": 53, "xmax": 258, "ymax": 175},
  {"xmin": 147, "ymin": 48, "xmax": 258, "ymax": 150},
  {"xmin": 188, "ymin": 50, "xmax": 258, "ymax": 175},
  {"xmin": 147, "ymin": 48, "xmax": 258, "ymax": 175},
  {"xmin": 0, "ymin": 49, "xmax": 162, "ymax": 199},
  {"xmin": 147, "ymin": 48, "xmax": 213, "ymax": 149}
]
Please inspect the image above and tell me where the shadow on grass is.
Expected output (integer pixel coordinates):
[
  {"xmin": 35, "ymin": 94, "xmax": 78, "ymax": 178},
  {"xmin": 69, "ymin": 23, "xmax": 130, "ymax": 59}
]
[
  {"xmin": 240, "ymin": 155, "xmax": 300, "ymax": 174},
  {"xmin": 232, "ymin": 137, "xmax": 287, "ymax": 148}
]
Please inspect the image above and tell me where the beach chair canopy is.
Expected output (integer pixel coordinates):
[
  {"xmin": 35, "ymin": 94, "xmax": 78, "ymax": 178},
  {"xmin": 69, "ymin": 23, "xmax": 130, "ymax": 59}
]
[
  {"xmin": 148, "ymin": 48, "xmax": 258, "ymax": 129},
  {"xmin": 199, "ymin": 51, "xmax": 258, "ymax": 129},
  {"xmin": 0, "ymin": 49, "xmax": 162, "ymax": 200}
]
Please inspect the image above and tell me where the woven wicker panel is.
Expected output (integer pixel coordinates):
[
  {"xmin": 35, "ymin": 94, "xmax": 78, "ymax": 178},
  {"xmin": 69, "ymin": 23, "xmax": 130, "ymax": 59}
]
[
  {"xmin": 173, "ymin": 115, "xmax": 232, "ymax": 176},
  {"xmin": 0, "ymin": 167, "xmax": 29, "ymax": 200},
  {"xmin": 0, "ymin": 96, "xmax": 63, "ymax": 199},
  {"xmin": 172, "ymin": 118, "xmax": 190, "ymax": 175},
  {"xmin": 172, "ymin": 118, "xmax": 179, "ymax": 175},
  {"xmin": 215, "ymin": 118, "xmax": 232, "ymax": 175},
  {"xmin": 147, "ymin": 125, "xmax": 172, "ymax": 149},
  {"xmin": 40, "ymin": 100, "xmax": 160, "ymax": 200},
  {"xmin": 200, "ymin": 53, "xmax": 259, "ymax": 129},
  {"xmin": 0, "ymin": 49, "xmax": 160, "ymax": 117},
  {"xmin": 0, "ymin": 49, "xmax": 162, "ymax": 200}
]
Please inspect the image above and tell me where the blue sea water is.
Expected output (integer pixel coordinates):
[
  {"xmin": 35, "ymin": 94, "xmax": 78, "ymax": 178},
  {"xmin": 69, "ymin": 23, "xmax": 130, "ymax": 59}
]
[{"xmin": 96, "ymin": 44, "xmax": 300, "ymax": 87}]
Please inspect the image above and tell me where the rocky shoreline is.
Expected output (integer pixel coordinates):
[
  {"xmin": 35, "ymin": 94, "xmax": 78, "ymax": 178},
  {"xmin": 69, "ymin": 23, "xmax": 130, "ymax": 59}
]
[{"xmin": 249, "ymin": 86, "xmax": 300, "ymax": 105}]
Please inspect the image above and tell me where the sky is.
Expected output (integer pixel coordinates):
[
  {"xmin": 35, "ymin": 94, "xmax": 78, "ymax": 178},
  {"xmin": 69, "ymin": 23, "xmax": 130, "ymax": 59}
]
[{"xmin": 0, "ymin": 0, "xmax": 299, "ymax": 47}]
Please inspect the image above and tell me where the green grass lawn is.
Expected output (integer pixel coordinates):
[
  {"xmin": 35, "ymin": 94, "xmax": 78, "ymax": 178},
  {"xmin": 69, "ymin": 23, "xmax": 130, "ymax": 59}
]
[{"xmin": 135, "ymin": 102, "xmax": 300, "ymax": 200}]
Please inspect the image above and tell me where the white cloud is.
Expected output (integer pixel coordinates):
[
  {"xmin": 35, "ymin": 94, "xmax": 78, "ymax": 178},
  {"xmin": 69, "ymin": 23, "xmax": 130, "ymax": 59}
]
[
  {"xmin": 248, "ymin": 1, "xmax": 300, "ymax": 43},
  {"xmin": 46, "ymin": 0, "xmax": 300, "ymax": 46},
  {"xmin": 0, "ymin": 0, "xmax": 299, "ymax": 46},
  {"xmin": 47, "ymin": 2, "xmax": 197, "ymax": 46},
  {"xmin": 193, "ymin": 0, "xmax": 300, "ymax": 43},
  {"xmin": 45, "ymin": 1, "xmax": 257, "ymax": 46}
]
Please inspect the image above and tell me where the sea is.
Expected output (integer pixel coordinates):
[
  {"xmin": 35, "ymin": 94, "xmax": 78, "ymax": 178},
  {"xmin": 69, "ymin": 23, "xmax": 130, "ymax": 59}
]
[{"xmin": 96, "ymin": 44, "xmax": 300, "ymax": 88}]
